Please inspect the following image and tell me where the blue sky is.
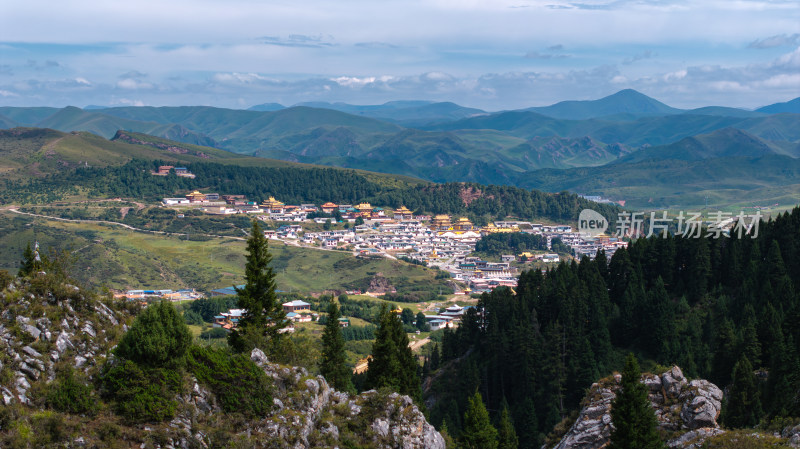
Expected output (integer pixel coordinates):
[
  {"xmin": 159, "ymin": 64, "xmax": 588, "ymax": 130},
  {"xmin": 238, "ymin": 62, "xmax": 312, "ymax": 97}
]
[{"xmin": 1, "ymin": 0, "xmax": 798, "ymax": 110}]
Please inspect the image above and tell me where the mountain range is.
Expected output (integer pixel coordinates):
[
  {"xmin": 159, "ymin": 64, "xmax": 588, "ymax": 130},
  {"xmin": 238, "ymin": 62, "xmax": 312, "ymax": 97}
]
[{"xmin": 2, "ymin": 89, "xmax": 798, "ymax": 209}]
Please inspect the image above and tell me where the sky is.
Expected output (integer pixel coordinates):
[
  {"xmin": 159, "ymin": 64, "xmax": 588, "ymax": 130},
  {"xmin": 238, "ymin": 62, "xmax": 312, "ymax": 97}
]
[{"xmin": 1, "ymin": 0, "xmax": 798, "ymax": 111}]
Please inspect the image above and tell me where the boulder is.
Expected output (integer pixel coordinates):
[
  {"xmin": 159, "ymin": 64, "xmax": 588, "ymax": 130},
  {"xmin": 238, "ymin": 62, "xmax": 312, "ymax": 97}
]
[{"xmin": 551, "ymin": 366, "xmax": 724, "ymax": 449}]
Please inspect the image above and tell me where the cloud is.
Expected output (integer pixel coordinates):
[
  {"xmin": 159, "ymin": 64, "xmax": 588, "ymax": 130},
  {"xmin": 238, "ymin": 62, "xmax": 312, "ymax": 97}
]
[
  {"xmin": 748, "ymin": 33, "xmax": 800, "ymax": 49},
  {"xmin": 75, "ymin": 77, "xmax": 91, "ymax": 85},
  {"xmin": 524, "ymin": 51, "xmax": 570, "ymax": 59},
  {"xmin": 119, "ymin": 70, "xmax": 147, "ymax": 79},
  {"xmin": 354, "ymin": 42, "xmax": 399, "ymax": 49},
  {"xmin": 0, "ymin": 65, "xmax": 13, "ymax": 76},
  {"xmin": 26, "ymin": 60, "xmax": 61, "ymax": 71},
  {"xmin": 116, "ymin": 78, "xmax": 153, "ymax": 89},
  {"xmin": 548, "ymin": 44, "xmax": 565, "ymax": 51},
  {"xmin": 623, "ymin": 50, "xmax": 654, "ymax": 65},
  {"xmin": 260, "ymin": 34, "xmax": 337, "ymax": 48},
  {"xmin": 0, "ymin": 89, "xmax": 18, "ymax": 97}
]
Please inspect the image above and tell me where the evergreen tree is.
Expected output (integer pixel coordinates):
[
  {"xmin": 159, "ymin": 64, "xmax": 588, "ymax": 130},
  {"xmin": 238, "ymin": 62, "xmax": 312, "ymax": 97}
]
[
  {"xmin": 366, "ymin": 304, "xmax": 421, "ymax": 402},
  {"xmin": 416, "ymin": 311, "xmax": 429, "ymax": 331},
  {"xmin": 497, "ymin": 401, "xmax": 519, "ymax": 449},
  {"xmin": 722, "ymin": 355, "xmax": 763, "ymax": 428},
  {"xmin": 229, "ymin": 220, "xmax": 286, "ymax": 353},
  {"xmin": 609, "ymin": 353, "xmax": 664, "ymax": 449},
  {"xmin": 114, "ymin": 301, "xmax": 191, "ymax": 368},
  {"xmin": 460, "ymin": 391, "xmax": 498, "ymax": 449},
  {"xmin": 320, "ymin": 301, "xmax": 353, "ymax": 392}
]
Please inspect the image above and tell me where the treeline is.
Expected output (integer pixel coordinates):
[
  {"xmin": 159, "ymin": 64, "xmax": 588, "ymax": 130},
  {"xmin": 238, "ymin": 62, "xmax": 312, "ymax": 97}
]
[
  {"xmin": 4, "ymin": 159, "xmax": 619, "ymax": 224},
  {"xmin": 427, "ymin": 207, "xmax": 800, "ymax": 447},
  {"xmin": 474, "ymin": 233, "xmax": 548, "ymax": 256}
]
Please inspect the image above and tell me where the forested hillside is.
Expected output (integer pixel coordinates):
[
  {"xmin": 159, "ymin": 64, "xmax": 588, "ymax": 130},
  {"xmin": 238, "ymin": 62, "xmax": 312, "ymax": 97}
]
[
  {"xmin": 2, "ymin": 158, "xmax": 620, "ymax": 224},
  {"xmin": 426, "ymin": 207, "xmax": 800, "ymax": 447}
]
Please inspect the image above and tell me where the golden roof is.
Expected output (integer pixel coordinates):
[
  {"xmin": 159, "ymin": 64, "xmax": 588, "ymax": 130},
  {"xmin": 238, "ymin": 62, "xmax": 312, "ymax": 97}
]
[
  {"xmin": 261, "ymin": 196, "xmax": 285, "ymax": 207},
  {"xmin": 394, "ymin": 206, "xmax": 412, "ymax": 214},
  {"xmin": 321, "ymin": 202, "xmax": 338, "ymax": 208},
  {"xmin": 456, "ymin": 217, "xmax": 472, "ymax": 223}
]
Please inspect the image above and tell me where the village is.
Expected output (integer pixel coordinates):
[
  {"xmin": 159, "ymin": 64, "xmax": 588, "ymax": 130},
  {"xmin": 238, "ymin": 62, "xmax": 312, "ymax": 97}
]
[{"xmin": 161, "ymin": 188, "xmax": 628, "ymax": 294}]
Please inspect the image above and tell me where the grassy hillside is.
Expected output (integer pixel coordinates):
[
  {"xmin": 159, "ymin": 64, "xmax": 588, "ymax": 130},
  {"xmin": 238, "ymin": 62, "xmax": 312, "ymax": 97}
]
[
  {"xmin": 518, "ymin": 155, "xmax": 800, "ymax": 210},
  {"xmin": 0, "ymin": 128, "xmax": 427, "ymax": 190},
  {"xmin": 525, "ymin": 89, "xmax": 682, "ymax": 119},
  {"xmin": 0, "ymin": 210, "xmax": 452, "ymax": 294}
]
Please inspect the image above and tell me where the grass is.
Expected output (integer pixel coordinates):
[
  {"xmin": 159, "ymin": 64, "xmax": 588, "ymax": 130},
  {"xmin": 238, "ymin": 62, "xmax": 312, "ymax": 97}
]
[{"xmin": 0, "ymin": 210, "xmax": 450, "ymax": 294}]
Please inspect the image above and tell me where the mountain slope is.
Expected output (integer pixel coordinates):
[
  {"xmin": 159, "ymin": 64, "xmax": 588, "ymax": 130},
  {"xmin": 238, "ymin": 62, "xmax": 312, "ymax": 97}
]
[
  {"xmin": 525, "ymin": 89, "xmax": 682, "ymax": 119},
  {"xmin": 517, "ymin": 154, "xmax": 800, "ymax": 209},
  {"xmin": 613, "ymin": 128, "xmax": 781, "ymax": 164},
  {"xmin": 757, "ymin": 97, "xmax": 800, "ymax": 114}
]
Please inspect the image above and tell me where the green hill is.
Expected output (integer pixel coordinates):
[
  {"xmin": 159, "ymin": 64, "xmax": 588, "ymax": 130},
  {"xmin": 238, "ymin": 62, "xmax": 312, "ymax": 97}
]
[
  {"xmin": 524, "ymin": 89, "xmax": 682, "ymax": 119},
  {"xmin": 757, "ymin": 97, "xmax": 800, "ymax": 114},
  {"xmin": 517, "ymin": 154, "xmax": 800, "ymax": 210}
]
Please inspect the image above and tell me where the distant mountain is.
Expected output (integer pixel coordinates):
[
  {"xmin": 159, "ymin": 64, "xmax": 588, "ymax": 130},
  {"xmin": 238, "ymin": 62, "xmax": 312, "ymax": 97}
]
[
  {"xmin": 682, "ymin": 106, "xmax": 765, "ymax": 118},
  {"xmin": 516, "ymin": 155, "xmax": 800, "ymax": 209},
  {"xmin": 294, "ymin": 100, "xmax": 486, "ymax": 125},
  {"xmin": 247, "ymin": 103, "xmax": 285, "ymax": 112},
  {"xmin": 431, "ymin": 110, "xmax": 800, "ymax": 146},
  {"xmin": 0, "ymin": 113, "xmax": 17, "ymax": 129},
  {"xmin": 524, "ymin": 89, "xmax": 682, "ymax": 119},
  {"xmin": 83, "ymin": 105, "xmax": 109, "ymax": 110},
  {"xmin": 0, "ymin": 106, "xmax": 60, "ymax": 125},
  {"xmin": 757, "ymin": 97, "xmax": 800, "ymax": 114},
  {"xmin": 614, "ymin": 128, "xmax": 782, "ymax": 164}
]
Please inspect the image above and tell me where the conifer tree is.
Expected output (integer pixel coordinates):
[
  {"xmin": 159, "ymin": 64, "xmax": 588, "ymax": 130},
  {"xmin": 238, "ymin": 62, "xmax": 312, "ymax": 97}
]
[
  {"xmin": 722, "ymin": 355, "xmax": 763, "ymax": 428},
  {"xmin": 497, "ymin": 401, "xmax": 519, "ymax": 449},
  {"xmin": 320, "ymin": 301, "xmax": 353, "ymax": 392},
  {"xmin": 609, "ymin": 353, "xmax": 664, "ymax": 449},
  {"xmin": 366, "ymin": 304, "xmax": 421, "ymax": 401},
  {"xmin": 460, "ymin": 391, "xmax": 498, "ymax": 449},
  {"xmin": 229, "ymin": 220, "xmax": 286, "ymax": 353}
]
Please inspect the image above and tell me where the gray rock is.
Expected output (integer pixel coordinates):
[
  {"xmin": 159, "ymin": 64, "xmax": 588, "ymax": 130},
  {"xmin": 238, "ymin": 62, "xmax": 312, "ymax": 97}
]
[
  {"xmin": 251, "ymin": 348, "xmax": 269, "ymax": 367},
  {"xmin": 668, "ymin": 427, "xmax": 726, "ymax": 448},
  {"xmin": 1, "ymin": 386, "xmax": 14, "ymax": 405},
  {"xmin": 22, "ymin": 324, "xmax": 41, "ymax": 340},
  {"xmin": 22, "ymin": 345, "xmax": 41, "ymax": 358},
  {"xmin": 18, "ymin": 362, "xmax": 40, "ymax": 380},
  {"xmin": 74, "ymin": 355, "xmax": 87, "ymax": 368},
  {"xmin": 680, "ymin": 380, "xmax": 723, "ymax": 430},
  {"xmin": 55, "ymin": 331, "xmax": 73, "ymax": 353},
  {"xmin": 662, "ymin": 365, "xmax": 687, "ymax": 399},
  {"xmin": 782, "ymin": 425, "xmax": 800, "ymax": 448},
  {"xmin": 81, "ymin": 322, "xmax": 96, "ymax": 338},
  {"xmin": 372, "ymin": 418, "xmax": 390, "ymax": 438},
  {"xmin": 552, "ymin": 366, "xmax": 724, "ymax": 449}
]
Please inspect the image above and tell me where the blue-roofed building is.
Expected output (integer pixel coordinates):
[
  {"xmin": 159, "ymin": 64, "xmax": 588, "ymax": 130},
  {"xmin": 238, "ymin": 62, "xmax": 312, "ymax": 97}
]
[{"xmin": 209, "ymin": 285, "xmax": 245, "ymax": 297}]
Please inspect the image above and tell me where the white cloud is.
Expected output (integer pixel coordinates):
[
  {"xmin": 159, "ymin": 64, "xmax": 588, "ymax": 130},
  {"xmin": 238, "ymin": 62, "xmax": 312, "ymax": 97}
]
[
  {"xmin": 116, "ymin": 78, "xmax": 153, "ymax": 89},
  {"xmin": 0, "ymin": 89, "xmax": 18, "ymax": 97}
]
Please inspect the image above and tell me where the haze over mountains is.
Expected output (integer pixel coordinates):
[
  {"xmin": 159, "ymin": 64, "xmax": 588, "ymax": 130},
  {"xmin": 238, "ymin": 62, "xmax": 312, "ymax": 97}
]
[{"xmin": 2, "ymin": 89, "xmax": 798, "ymax": 209}]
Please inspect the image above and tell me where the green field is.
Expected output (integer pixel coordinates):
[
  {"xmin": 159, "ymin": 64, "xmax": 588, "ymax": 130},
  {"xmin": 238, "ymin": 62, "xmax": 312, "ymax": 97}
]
[{"xmin": 0, "ymin": 210, "xmax": 451, "ymax": 294}]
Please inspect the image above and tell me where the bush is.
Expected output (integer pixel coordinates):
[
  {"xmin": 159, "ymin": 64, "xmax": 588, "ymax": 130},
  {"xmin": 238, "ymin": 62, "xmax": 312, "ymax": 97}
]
[
  {"xmin": 199, "ymin": 327, "xmax": 229, "ymax": 339},
  {"xmin": 115, "ymin": 301, "xmax": 191, "ymax": 368},
  {"xmin": 186, "ymin": 345, "xmax": 272, "ymax": 417},
  {"xmin": 46, "ymin": 367, "xmax": 97, "ymax": 415},
  {"xmin": 101, "ymin": 359, "xmax": 182, "ymax": 423}
]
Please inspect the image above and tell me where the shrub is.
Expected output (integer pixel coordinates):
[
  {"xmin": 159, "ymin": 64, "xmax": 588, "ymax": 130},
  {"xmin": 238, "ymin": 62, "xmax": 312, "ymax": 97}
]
[
  {"xmin": 115, "ymin": 300, "xmax": 191, "ymax": 368},
  {"xmin": 199, "ymin": 327, "xmax": 229, "ymax": 339},
  {"xmin": 46, "ymin": 367, "xmax": 97, "ymax": 415},
  {"xmin": 101, "ymin": 359, "xmax": 182, "ymax": 423},
  {"xmin": 186, "ymin": 345, "xmax": 272, "ymax": 417}
]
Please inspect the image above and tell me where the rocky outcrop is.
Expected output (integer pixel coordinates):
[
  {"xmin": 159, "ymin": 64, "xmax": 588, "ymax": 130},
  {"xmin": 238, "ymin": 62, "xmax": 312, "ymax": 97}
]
[
  {"xmin": 242, "ymin": 349, "xmax": 444, "ymax": 449},
  {"xmin": 550, "ymin": 366, "xmax": 725, "ymax": 449},
  {"xmin": 0, "ymin": 279, "xmax": 127, "ymax": 405},
  {"xmin": 0, "ymin": 277, "xmax": 443, "ymax": 449}
]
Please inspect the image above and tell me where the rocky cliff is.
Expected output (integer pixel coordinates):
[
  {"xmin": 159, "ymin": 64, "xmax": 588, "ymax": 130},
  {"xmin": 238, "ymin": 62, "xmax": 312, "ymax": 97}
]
[
  {"xmin": 548, "ymin": 365, "xmax": 800, "ymax": 449},
  {"xmin": 0, "ymin": 276, "xmax": 444, "ymax": 448}
]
